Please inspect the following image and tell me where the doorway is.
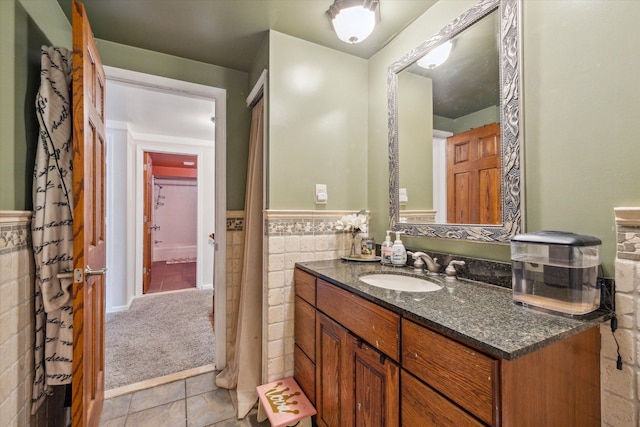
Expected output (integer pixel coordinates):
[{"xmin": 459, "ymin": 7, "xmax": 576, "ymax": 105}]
[
  {"xmin": 103, "ymin": 66, "xmax": 227, "ymax": 389},
  {"xmin": 144, "ymin": 152, "xmax": 199, "ymax": 294}
]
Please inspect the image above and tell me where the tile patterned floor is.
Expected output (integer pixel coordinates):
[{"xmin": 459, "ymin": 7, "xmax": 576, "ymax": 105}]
[
  {"xmin": 147, "ymin": 261, "xmax": 196, "ymax": 293},
  {"xmin": 99, "ymin": 371, "xmax": 269, "ymax": 427}
]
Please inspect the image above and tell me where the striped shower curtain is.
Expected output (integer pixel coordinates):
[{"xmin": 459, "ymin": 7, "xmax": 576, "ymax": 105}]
[{"xmin": 31, "ymin": 46, "xmax": 75, "ymax": 414}]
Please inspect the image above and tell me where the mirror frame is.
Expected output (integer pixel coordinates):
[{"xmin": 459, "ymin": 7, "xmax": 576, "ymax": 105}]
[{"xmin": 388, "ymin": 0, "xmax": 523, "ymax": 243}]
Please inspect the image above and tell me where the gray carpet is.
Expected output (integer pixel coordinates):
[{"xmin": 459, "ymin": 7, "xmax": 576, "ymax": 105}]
[{"xmin": 105, "ymin": 289, "xmax": 215, "ymax": 390}]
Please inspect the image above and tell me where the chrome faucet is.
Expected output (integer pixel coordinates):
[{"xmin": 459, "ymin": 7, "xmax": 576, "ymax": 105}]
[{"xmin": 408, "ymin": 251, "xmax": 441, "ymax": 274}]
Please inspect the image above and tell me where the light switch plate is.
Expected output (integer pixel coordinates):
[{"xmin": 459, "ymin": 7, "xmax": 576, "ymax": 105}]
[
  {"xmin": 399, "ymin": 188, "xmax": 408, "ymax": 205},
  {"xmin": 315, "ymin": 184, "xmax": 328, "ymax": 204}
]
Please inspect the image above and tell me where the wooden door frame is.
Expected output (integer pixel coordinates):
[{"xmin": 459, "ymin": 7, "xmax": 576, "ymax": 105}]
[{"xmin": 103, "ymin": 66, "xmax": 227, "ymax": 370}]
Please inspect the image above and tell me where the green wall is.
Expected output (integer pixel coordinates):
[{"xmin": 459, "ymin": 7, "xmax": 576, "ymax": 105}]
[
  {"xmin": 0, "ymin": 0, "xmax": 251, "ymax": 212},
  {"xmin": 268, "ymin": 31, "xmax": 368, "ymax": 210},
  {"xmin": 0, "ymin": 0, "xmax": 66, "ymax": 210},
  {"xmin": 398, "ymin": 71, "xmax": 433, "ymax": 210},
  {"xmin": 369, "ymin": 0, "xmax": 640, "ymax": 276},
  {"xmin": 5, "ymin": 0, "xmax": 639, "ymax": 275}
]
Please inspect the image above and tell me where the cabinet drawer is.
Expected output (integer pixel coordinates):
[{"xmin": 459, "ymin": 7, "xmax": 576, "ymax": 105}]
[
  {"xmin": 295, "ymin": 268, "xmax": 316, "ymax": 305},
  {"xmin": 295, "ymin": 295, "xmax": 316, "ymax": 362},
  {"xmin": 317, "ymin": 279, "xmax": 400, "ymax": 361},
  {"xmin": 402, "ymin": 318, "xmax": 497, "ymax": 425},
  {"xmin": 294, "ymin": 345, "xmax": 315, "ymax": 405},
  {"xmin": 401, "ymin": 370, "xmax": 484, "ymax": 427}
]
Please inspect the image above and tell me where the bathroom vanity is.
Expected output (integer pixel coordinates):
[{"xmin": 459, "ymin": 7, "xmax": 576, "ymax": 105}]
[{"xmin": 293, "ymin": 260, "xmax": 606, "ymax": 427}]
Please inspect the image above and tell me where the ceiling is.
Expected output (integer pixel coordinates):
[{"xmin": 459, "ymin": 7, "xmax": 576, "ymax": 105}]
[
  {"xmin": 57, "ymin": 0, "xmax": 438, "ymax": 72},
  {"xmin": 106, "ymin": 80, "xmax": 216, "ymax": 140},
  {"xmin": 60, "ymin": 0, "xmax": 437, "ymax": 144}
]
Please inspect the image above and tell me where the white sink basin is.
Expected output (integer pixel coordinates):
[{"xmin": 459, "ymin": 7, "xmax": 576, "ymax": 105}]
[{"xmin": 359, "ymin": 274, "xmax": 442, "ymax": 293}]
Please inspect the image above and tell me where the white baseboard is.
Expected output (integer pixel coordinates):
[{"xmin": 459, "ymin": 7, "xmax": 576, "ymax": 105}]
[{"xmin": 107, "ymin": 299, "xmax": 134, "ymax": 313}]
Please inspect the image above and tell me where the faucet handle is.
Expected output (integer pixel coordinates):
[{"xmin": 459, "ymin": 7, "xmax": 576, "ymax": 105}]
[
  {"xmin": 407, "ymin": 252, "xmax": 424, "ymax": 271},
  {"xmin": 445, "ymin": 260, "xmax": 465, "ymax": 277}
]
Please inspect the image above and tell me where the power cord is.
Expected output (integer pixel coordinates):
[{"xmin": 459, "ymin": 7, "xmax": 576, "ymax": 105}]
[{"xmin": 599, "ymin": 272, "xmax": 622, "ymax": 370}]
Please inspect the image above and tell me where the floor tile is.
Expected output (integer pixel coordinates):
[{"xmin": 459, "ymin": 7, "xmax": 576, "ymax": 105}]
[
  {"xmin": 210, "ymin": 410, "xmax": 269, "ymax": 427},
  {"xmin": 186, "ymin": 372, "xmax": 218, "ymax": 397},
  {"xmin": 186, "ymin": 389, "xmax": 236, "ymax": 427},
  {"xmin": 125, "ymin": 400, "xmax": 186, "ymax": 427},
  {"xmin": 129, "ymin": 380, "xmax": 185, "ymax": 413},
  {"xmin": 99, "ymin": 415, "xmax": 127, "ymax": 427},
  {"xmin": 100, "ymin": 393, "xmax": 132, "ymax": 421}
]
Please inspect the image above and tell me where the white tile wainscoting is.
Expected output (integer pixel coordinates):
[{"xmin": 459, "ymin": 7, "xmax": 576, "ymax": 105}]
[
  {"xmin": 263, "ymin": 210, "xmax": 359, "ymax": 382},
  {"xmin": 0, "ymin": 211, "xmax": 66, "ymax": 426},
  {"xmin": 600, "ymin": 208, "xmax": 640, "ymax": 426}
]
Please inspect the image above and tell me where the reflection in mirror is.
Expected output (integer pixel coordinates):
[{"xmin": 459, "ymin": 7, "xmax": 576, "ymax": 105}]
[{"xmin": 388, "ymin": 0, "xmax": 522, "ymax": 242}]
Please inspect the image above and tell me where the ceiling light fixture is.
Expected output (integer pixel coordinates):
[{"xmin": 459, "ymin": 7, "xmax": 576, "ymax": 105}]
[
  {"xmin": 326, "ymin": 0, "xmax": 379, "ymax": 44},
  {"xmin": 417, "ymin": 41, "xmax": 454, "ymax": 70}
]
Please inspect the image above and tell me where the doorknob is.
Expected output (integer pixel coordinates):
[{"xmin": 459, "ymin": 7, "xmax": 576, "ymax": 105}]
[
  {"xmin": 85, "ymin": 265, "xmax": 107, "ymax": 277},
  {"xmin": 56, "ymin": 266, "xmax": 107, "ymax": 282}
]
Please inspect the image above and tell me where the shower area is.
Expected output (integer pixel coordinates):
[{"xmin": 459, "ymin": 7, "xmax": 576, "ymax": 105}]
[{"xmin": 146, "ymin": 152, "xmax": 198, "ymax": 293}]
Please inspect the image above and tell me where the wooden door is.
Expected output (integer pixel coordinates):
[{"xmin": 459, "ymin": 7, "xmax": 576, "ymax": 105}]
[
  {"xmin": 71, "ymin": 1, "xmax": 107, "ymax": 425},
  {"xmin": 446, "ymin": 123, "xmax": 501, "ymax": 224},
  {"xmin": 348, "ymin": 335, "xmax": 399, "ymax": 427},
  {"xmin": 143, "ymin": 152, "xmax": 153, "ymax": 293},
  {"xmin": 315, "ymin": 314, "xmax": 353, "ymax": 427}
]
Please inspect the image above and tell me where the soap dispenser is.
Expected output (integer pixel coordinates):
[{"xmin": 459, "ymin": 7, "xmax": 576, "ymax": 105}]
[
  {"xmin": 381, "ymin": 230, "xmax": 393, "ymax": 265},
  {"xmin": 391, "ymin": 231, "xmax": 407, "ymax": 266}
]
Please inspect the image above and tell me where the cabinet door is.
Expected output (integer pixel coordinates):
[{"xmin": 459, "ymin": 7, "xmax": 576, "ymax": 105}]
[
  {"xmin": 402, "ymin": 371, "xmax": 484, "ymax": 427},
  {"xmin": 402, "ymin": 318, "xmax": 497, "ymax": 424},
  {"xmin": 294, "ymin": 345, "xmax": 315, "ymax": 405},
  {"xmin": 295, "ymin": 268, "xmax": 316, "ymax": 305},
  {"xmin": 295, "ymin": 295, "xmax": 316, "ymax": 362},
  {"xmin": 316, "ymin": 313, "xmax": 353, "ymax": 427},
  {"xmin": 348, "ymin": 334, "xmax": 400, "ymax": 427}
]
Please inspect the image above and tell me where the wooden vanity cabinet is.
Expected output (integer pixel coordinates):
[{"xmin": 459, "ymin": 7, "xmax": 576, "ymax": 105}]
[
  {"xmin": 402, "ymin": 318, "xmax": 497, "ymax": 425},
  {"xmin": 401, "ymin": 317, "xmax": 601, "ymax": 427},
  {"xmin": 294, "ymin": 268, "xmax": 401, "ymax": 427},
  {"xmin": 294, "ymin": 267, "xmax": 601, "ymax": 427},
  {"xmin": 316, "ymin": 313, "xmax": 400, "ymax": 427},
  {"xmin": 293, "ymin": 269, "xmax": 316, "ymax": 404},
  {"xmin": 402, "ymin": 370, "xmax": 484, "ymax": 427},
  {"xmin": 316, "ymin": 278, "xmax": 400, "ymax": 361}
]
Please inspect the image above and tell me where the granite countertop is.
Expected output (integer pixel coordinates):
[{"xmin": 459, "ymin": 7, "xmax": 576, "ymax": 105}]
[{"xmin": 296, "ymin": 259, "xmax": 610, "ymax": 360}]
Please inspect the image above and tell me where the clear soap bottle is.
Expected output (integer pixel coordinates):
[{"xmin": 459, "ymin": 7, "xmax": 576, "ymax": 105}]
[
  {"xmin": 391, "ymin": 231, "xmax": 407, "ymax": 266},
  {"xmin": 381, "ymin": 230, "xmax": 393, "ymax": 265}
]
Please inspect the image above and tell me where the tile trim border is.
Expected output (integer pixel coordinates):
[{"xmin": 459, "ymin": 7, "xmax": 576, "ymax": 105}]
[
  {"xmin": 227, "ymin": 210, "xmax": 244, "ymax": 232},
  {"xmin": 265, "ymin": 209, "xmax": 360, "ymax": 236},
  {"xmin": 0, "ymin": 210, "xmax": 32, "ymax": 255}
]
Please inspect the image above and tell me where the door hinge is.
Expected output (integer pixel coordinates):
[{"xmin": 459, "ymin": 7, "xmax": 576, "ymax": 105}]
[
  {"xmin": 143, "ymin": 267, "xmax": 147, "ymax": 274},
  {"xmin": 143, "ymin": 164, "xmax": 148, "ymax": 171}
]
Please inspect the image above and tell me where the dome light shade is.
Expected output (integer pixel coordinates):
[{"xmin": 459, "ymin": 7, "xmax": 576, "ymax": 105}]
[
  {"xmin": 327, "ymin": 0, "xmax": 379, "ymax": 44},
  {"xmin": 417, "ymin": 41, "xmax": 454, "ymax": 69}
]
